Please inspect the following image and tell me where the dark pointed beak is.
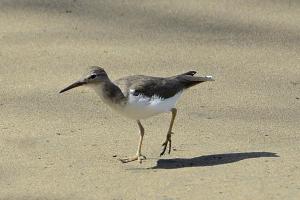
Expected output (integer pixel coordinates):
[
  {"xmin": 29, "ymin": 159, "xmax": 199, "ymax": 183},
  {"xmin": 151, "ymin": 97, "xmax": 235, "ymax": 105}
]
[{"xmin": 59, "ymin": 80, "xmax": 87, "ymax": 93}]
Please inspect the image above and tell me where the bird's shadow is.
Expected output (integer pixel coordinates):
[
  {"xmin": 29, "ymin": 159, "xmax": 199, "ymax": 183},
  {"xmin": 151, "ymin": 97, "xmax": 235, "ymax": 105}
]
[{"xmin": 152, "ymin": 152, "xmax": 278, "ymax": 169}]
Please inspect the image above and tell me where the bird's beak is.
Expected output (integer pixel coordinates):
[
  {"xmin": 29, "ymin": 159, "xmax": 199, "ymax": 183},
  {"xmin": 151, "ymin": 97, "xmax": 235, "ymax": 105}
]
[{"xmin": 59, "ymin": 80, "xmax": 87, "ymax": 93}]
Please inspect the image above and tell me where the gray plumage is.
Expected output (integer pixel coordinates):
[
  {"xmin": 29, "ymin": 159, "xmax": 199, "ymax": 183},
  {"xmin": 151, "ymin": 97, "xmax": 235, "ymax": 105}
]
[
  {"xmin": 60, "ymin": 66, "xmax": 214, "ymax": 105},
  {"xmin": 114, "ymin": 70, "xmax": 212, "ymax": 99}
]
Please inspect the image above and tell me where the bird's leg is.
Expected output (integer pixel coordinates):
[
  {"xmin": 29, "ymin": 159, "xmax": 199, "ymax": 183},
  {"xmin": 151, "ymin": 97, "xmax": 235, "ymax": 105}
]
[
  {"xmin": 160, "ymin": 108, "xmax": 177, "ymax": 156},
  {"xmin": 119, "ymin": 120, "xmax": 146, "ymax": 164}
]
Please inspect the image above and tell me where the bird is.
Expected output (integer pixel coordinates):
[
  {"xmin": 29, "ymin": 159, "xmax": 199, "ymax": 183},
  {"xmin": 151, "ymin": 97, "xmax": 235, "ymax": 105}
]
[{"xmin": 59, "ymin": 66, "xmax": 214, "ymax": 163}]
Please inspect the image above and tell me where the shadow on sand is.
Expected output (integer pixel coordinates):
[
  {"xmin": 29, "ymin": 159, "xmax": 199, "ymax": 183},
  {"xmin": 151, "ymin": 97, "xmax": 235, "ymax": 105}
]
[{"xmin": 152, "ymin": 152, "xmax": 278, "ymax": 169}]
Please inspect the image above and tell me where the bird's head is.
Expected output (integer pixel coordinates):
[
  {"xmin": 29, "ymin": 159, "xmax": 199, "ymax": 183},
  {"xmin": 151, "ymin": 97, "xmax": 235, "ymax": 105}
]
[{"xmin": 59, "ymin": 66, "xmax": 108, "ymax": 93}]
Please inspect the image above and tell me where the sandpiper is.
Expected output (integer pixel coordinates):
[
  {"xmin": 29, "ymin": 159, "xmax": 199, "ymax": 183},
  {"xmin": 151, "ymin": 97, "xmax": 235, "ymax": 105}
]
[{"xmin": 59, "ymin": 66, "xmax": 214, "ymax": 163}]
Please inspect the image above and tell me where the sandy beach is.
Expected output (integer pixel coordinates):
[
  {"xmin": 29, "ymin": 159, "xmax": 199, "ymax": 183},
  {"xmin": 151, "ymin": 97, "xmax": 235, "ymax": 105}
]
[{"xmin": 0, "ymin": 0, "xmax": 299, "ymax": 199}]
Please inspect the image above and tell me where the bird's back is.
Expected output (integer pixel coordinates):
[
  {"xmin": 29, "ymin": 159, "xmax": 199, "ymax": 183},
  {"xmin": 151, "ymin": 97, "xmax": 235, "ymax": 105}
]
[{"xmin": 113, "ymin": 71, "xmax": 212, "ymax": 98}]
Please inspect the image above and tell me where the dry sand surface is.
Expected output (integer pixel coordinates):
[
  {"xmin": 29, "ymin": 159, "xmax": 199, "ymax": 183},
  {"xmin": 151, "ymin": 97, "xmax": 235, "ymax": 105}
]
[{"xmin": 0, "ymin": 0, "xmax": 300, "ymax": 199}]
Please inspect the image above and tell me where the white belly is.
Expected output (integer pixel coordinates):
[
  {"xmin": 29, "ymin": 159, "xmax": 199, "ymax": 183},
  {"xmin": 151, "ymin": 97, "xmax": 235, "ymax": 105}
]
[{"xmin": 120, "ymin": 91, "xmax": 183, "ymax": 119}]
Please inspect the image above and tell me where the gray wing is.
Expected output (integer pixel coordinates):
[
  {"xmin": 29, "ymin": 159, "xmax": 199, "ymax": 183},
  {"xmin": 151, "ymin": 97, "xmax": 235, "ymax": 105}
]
[
  {"xmin": 113, "ymin": 71, "xmax": 213, "ymax": 99},
  {"xmin": 113, "ymin": 75, "xmax": 183, "ymax": 99}
]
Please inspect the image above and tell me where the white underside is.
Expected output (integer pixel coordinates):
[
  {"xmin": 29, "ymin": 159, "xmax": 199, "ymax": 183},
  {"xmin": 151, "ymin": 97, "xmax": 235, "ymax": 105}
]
[
  {"xmin": 120, "ymin": 90, "xmax": 183, "ymax": 119},
  {"xmin": 90, "ymin": 85, "xmax": 183, "ymax": 120}
]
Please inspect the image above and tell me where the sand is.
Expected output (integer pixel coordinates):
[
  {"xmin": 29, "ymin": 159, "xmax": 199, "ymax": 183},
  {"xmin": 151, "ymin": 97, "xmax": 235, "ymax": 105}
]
[{"xmin": 0, "ymin": 0, "xmax": 299, "ymax": 199}]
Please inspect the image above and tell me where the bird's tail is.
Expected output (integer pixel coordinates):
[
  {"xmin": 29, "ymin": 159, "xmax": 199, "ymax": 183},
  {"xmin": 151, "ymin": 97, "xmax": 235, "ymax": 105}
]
[
  {"xmin": 176, "ymin": 71, "xmax": 214, "ymax": 88},
  {"xmin": 189, "ymin": 75, "xmax": 215, "ymax": 82},
  {"xmin": 178, "ymin": 71, "xmax": 197, "ymax": 76}
]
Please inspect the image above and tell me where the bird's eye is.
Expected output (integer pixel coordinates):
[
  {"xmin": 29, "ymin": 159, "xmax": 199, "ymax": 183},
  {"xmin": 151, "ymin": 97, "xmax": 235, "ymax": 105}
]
[{"xmin": 89, "ymin": 74, "xmax": 97, "ymax": 79}]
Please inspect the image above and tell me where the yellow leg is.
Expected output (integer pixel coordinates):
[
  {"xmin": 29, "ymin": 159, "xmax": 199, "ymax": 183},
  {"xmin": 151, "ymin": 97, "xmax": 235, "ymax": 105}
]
[
  {"xmin": 160, "ymin": 108, "xmax": 177, "ymax": 156},
  {"xmin": 119, "ymin": 120, "xmax": 146, "ymax": 163}
]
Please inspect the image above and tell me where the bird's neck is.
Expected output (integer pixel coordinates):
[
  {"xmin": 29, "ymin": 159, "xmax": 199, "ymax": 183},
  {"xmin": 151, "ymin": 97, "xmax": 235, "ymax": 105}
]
[{"xmin": 90, "ymin": 79, "xmax": 126, "ymax": 107}]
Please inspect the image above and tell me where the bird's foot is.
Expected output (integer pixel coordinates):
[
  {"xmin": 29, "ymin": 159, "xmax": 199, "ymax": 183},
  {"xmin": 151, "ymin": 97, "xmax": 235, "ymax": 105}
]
[
  {"xmin": 160, "ymin": 131, "xmax": 174, "ymax": 156},
  {"xmin": 119, "ymin": 154, "xmax": 147, "ymax": 164}
]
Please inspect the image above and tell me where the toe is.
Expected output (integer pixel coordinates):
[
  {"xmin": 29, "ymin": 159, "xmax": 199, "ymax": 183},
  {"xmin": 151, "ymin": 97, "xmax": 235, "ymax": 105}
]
[
  {"xmin": 119, "ymin": 158, "xmax": 129, "ymax": 163},
  {"xmin": 118, "ymin": 154, "xmax": 146, "ymax": 163},
  {"xmin": 160, "ymin": 145, "xmax": 167, "ymax": 156},
  {"xmin": 168, "ymin": 140, "xmax": 172, "ymax": 154},
  {"xmin": 118, "ymin": 157, "xmax": 137, "ymax": 163}
]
